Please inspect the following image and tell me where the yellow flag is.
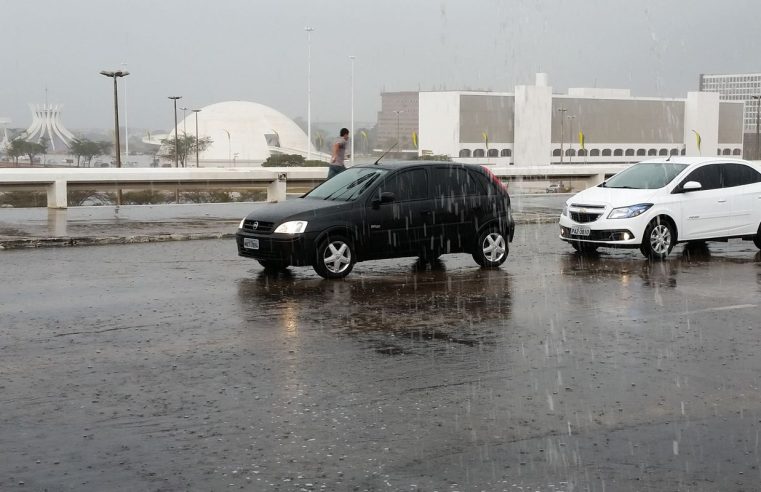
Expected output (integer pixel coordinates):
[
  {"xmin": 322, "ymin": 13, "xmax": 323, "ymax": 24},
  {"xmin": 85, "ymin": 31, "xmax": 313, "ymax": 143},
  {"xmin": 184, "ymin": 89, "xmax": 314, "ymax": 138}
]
[
  {"xmin": 578, "ymin": 130, "xmax": 585, "ymax": 150},
  {"xmin": 411, "ymin": 131, "xmax": 418, "ymax": 149},
  {"xmin": 482, "ymin": 131, "xmax": 489, "ymax": 149},
  {"xmin": 692, "ymin": 130, "xmax": 702, "ymax": 154}
]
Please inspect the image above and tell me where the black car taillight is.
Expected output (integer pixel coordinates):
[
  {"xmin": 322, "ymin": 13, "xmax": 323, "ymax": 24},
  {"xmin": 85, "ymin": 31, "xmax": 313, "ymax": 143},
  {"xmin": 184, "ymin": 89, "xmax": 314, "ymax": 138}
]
[{"xmin": 481, "ymin": 165, "xmax": 509, "ymax": 193}]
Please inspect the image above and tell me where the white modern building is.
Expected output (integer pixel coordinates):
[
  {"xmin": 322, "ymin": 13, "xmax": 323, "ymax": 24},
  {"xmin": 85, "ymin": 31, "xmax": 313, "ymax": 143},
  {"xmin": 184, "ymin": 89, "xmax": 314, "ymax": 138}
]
[
  {"xmin": 0, "ymin": 117, "xmax": 10, "ymax": 153},
  {"xmin": 699, "ymin": 72, "xmax": 761, "ymax": 131},
  {"xmin": 19, "ymin": 104, "xmax": 76, "ymax": 152},
  {"xmin": 418, "ymin": 74, "xmax": 744, "ymax": 166},
  {"xmin": 161, "ymin": 100, "xmax": 322, "ymax": 167}
]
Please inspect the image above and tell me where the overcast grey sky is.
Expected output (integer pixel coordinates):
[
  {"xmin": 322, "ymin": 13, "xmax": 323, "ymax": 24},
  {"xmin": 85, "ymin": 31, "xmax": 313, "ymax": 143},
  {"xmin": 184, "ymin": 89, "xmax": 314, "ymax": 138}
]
[{"xmin": 1, "ymin": 0, "xmax": 759, "ymax": 131}]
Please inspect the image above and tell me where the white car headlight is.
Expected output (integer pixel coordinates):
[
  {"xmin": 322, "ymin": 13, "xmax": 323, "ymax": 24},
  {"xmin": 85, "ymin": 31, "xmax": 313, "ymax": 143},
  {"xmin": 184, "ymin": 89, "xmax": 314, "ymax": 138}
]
[
  {"xmin": 607, "ymin": 204, "xmax": 652, "ymax": 219},
  {"xmin": 274, "ymin": 221, "xmax": 308, "ymax": 234},
  {"xmin": 561, "ymin": 204, "xmax": 568, "ymax": 217},
  {"xmin": 239, "ymin": 218, "xmax": 246, "ymax": 229}
]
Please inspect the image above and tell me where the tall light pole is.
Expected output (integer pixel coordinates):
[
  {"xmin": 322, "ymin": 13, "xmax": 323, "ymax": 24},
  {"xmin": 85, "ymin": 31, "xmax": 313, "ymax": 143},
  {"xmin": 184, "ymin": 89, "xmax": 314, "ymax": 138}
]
[
  {"xmin": 305, "ymin": 26, "xmax": 315, "ymax": 160},
  {"xmin": 223, "ymin": 129, "xmax": 231, "ymax": 166},
  {"xmin": 393, "ymin": 110, "xmax": 404, "ymax": 152},
  {"xmin": 753, "ymin": 95, "xmax": 761, "ymax": 160},
  {"xmin": 121, "ymin": 62, "xmax": 128, "ymax": 161},
  {"xmin": 192, "ymin": 109, "xmax": 201, "ymax": 167},
  {"xmin": 168, "ymin": 96, "xmax": 182, "ymax": 167},
  {"xmin": 100, "ymin": 70, "xmax": 129, "ymax": 168},
  {"xmin": 567, "ymin": 114, "xmax": 576, "ymax": 163},
  {"xmin": 557, "ymin": 107, "xmax": 567, "ymax": 164},
  {"xmin": 349, "ymin": 55, "xmax": 355, "ymax": 166},
  {"xmin": 180, "ymin": 107, "xmax": 188, "ymax": 137}
]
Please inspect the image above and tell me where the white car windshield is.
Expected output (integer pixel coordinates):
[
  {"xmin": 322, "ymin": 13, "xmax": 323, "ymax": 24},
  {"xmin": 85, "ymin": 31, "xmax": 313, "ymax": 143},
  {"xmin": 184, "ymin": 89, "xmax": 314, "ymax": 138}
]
[
  {"xmin": 601, "ymin": 162, "xmax": 688, "ymax": 189},
  {"xmin": 304, "ymin": 167, "xmax": 389, "ymax": 201}
]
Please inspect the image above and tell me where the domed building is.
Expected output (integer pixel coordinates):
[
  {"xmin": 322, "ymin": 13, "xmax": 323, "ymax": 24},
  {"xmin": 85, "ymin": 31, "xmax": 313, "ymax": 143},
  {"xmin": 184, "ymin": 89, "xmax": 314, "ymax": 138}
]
[{"xmin": 171, "ymin": 100, "xmax": 320, "ymax": 167}]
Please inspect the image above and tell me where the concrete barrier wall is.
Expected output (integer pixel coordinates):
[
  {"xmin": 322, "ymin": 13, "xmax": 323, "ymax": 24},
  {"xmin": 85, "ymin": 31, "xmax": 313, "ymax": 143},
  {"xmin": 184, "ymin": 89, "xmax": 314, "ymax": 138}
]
[{"xmin": 0, "ymin": 165, "xmax": 626, "ymax": 208}]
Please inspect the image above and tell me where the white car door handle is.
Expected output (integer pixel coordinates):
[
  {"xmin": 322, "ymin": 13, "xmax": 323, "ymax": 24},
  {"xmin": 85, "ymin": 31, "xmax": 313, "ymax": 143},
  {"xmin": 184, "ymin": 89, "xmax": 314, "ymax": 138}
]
[{"xmin": 718, "ymin": 199, "xmax": 727, "ymax": 203}]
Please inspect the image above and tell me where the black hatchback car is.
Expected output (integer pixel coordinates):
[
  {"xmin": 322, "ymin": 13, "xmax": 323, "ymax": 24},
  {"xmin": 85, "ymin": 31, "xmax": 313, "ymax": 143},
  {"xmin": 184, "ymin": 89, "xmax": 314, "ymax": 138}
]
[{"xmin": 236, "ymin": 161, "xmax": 515, "ymax": 278}]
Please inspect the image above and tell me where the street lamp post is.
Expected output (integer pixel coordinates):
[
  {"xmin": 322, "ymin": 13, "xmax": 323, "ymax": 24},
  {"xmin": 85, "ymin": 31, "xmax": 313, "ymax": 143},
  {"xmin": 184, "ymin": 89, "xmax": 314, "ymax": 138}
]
[
  {"xmin": 179, "ymin": 107, "xmax": 188, "ymax": 167},
  {"xmin": 180, "ymin": 107, "xmax": 188, "ymax": 136},
  {"xmin": 305, "ymin": 26, "xmax": 315, "ymax": 160},
  {"xmin": 168, "ymin": 96, "xmax": 182, "ymax": 167},
  {"xmin": 349, "ymin": 55, "xmax": 355, "ymax": 166},
  {"xmin": 753, "ymin": 96, "xmax": 761, "ymax": 160},
  {"xmin": 192, "ymin": 109, "xmax": 201, "ymax": 167},
  {"xmin": 567, "ymin": 114, "xmax": 576, "ymax": 163},
  {"xmin": 223, "ymin": 129, "xmax": 231, "ymax": 166},
  {"xmin": 393, "ymin": 110, "xmax": 404, "ymax": 152},
  {"xmin": 557, "ymin": 107, "xmax": 567, "ymax": 164},
  {"xmin": 100, "ymin": 70, "xmax": 129, "ymax": 168},
  {"xmin": 121, "ymin": 62, "xmax": 128, "ymax": 162},
  {"xmin": 100, "ymin": 69, "xmax": 129, "ymax": 206}
]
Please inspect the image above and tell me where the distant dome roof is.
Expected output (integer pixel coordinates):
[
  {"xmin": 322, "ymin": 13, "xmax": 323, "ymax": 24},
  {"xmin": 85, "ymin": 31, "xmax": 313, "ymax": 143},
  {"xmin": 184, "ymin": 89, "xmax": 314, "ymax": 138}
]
[{"xmin": 174, "ymin": 101, "xmax": 314, "ymax": 164}]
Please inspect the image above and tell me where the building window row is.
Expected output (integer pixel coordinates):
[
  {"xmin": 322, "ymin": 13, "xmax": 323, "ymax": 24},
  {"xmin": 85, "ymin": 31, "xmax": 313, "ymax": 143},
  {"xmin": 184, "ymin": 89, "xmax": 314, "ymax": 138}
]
[
  {"xmin": 461, "ymin": 146, "xmax": 740, "ymax": 159},
  {"xmin": 459, "ymin": 148, "xmax": 512, "ymax": 158},
  {"xmin": 718, "ymin": 148, "xmax": 742, "ymax": 156},
  {"xmin": 553, "ymin": 147, "xmax": 685, "ymax": 157}
]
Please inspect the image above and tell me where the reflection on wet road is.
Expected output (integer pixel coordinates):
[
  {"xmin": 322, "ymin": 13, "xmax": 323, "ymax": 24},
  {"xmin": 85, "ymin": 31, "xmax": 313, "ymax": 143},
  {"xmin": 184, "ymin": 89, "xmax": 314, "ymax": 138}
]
[{"xmin": 1, "ymin": 223, "xmax": 760, "ymax": 491}]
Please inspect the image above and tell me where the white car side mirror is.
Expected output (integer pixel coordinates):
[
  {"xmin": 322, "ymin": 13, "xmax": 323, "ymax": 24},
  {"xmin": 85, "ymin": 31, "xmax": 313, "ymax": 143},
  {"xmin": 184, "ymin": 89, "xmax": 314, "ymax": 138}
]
[{"xmin": 682, "ymin": 181, "xmax": 702, "ymax": 192}]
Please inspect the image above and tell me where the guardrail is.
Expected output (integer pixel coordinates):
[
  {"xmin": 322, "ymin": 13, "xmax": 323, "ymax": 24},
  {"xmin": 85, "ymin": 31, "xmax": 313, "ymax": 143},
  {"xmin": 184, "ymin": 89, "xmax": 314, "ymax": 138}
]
[{"xmin": 0, "ymin": 164, "xmax": 627, "ymax": 208}]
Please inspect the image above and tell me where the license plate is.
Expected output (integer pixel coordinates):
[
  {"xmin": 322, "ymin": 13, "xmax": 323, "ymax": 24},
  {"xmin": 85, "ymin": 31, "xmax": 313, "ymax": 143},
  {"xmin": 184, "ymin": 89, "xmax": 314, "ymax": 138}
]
[
  {"xmin": 571, "ymin": 225, "xmax": 591, "ymax": 236},
  {"xmin": 243, "ymin": 238, "xmax": 259, "ymax": 250}
]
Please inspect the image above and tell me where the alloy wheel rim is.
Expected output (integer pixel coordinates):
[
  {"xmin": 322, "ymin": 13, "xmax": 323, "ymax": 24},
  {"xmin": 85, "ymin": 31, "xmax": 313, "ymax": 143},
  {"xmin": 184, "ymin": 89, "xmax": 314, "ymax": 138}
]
[
  {"xmin": 323, "ymin": 241, "xmax": 351, "ymax": 273},
  {"xmin": 482, "ymin": 233, "xmax": 506, "ymax": 262},
  {"xmin": 650, "ymin": 224, "xmax": 671, "ymax": 255}
]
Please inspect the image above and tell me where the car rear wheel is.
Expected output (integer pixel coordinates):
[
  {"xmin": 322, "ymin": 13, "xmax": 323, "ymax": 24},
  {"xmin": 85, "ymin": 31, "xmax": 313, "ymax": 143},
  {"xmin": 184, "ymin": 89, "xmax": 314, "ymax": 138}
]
[
  {"xmin": 472, "ymin": 227, "xmax": 508, "ymax": 268},
  {"xmin": 258, "ymin": 260, "xmax": 289, "ymax": 271},
  {"xmin": 313, "ymin": 235, "xmax": 355, "ymax": 279},
  {"xmin": 640, "ymin": 217, "xmax": 675, "ymax": 259},
  {"xmin": 571, "ymin": 241, "xmax": 599, "ymax": 253},
  {"xmin": 753, "ymin": 224, "xmax": 761, "ymax": 250}
]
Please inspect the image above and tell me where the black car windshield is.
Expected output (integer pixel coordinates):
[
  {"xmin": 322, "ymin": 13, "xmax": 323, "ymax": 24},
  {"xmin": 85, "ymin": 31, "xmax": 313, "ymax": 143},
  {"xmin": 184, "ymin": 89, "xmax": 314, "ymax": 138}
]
[
  {"xmin": 601, "ymin": 162, "xmax": 688, "ymax": 189},
  {"xmin": 304, "ymin": 167, "xmax": 389, "ymax": 201}
]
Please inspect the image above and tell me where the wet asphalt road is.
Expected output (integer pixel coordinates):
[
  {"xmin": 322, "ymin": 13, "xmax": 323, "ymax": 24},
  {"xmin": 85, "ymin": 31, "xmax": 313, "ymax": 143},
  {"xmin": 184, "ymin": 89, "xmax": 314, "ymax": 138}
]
[{"xmin": 2, "ymin": 223, "xmax": 761, "ymax": 491}]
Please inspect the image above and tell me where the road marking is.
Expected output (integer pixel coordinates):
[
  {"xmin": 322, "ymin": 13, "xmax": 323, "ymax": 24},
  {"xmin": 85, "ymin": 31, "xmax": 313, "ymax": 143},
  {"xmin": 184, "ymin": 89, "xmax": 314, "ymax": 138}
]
[{"xmin": 681, "ymin": 304, "xmax": 756, "ymax": 315}]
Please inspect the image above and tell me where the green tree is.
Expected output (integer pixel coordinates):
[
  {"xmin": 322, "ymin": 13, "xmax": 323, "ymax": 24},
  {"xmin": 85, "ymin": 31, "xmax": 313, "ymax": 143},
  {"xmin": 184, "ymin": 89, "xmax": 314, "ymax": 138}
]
[
  {"xmin": 24, "ymin": 140, "xmax": 47, "ymax": 165},
  {"xmin": 69, "ymin": 138, "xmax": 112, "ymax": 167},
  {"xmin": 6, "ymin": 139, "xmax": 47, "ymax": 166},
  {"xmin": 159, "ymin": 133, "xmax": 213, "ymax": 168},
  {"xmin": 6, "ymin": 139, "xmax": 25, "ymax": 166},
  {"xmin": 261, "ymin": 154, "xmax": 326, "ymax": 167}
]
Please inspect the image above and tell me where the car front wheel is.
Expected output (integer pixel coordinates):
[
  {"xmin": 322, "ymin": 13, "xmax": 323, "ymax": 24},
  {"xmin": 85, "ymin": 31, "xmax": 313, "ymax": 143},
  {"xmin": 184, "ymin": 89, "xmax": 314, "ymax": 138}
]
[
  {"xmin": 754, "ymin": 224, "xmax": 761, "ymax": 250},
  {"xmin": 640, "ymin": 217, "xmax": 675, "ymax": 259},
  {"xmin": 472, "ymin": 227, "xmax": 508, "ymax": 268},
  {"xmin": 313, "ymin": 236, "xmax": 355, "ymax": 279}
]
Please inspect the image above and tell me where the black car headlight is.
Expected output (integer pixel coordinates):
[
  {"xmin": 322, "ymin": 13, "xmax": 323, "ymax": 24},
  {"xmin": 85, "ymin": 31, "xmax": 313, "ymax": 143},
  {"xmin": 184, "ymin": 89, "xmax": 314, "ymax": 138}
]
[{"xmin": 274, "ymin": 221, "xmax": 308, "ymax": 234}]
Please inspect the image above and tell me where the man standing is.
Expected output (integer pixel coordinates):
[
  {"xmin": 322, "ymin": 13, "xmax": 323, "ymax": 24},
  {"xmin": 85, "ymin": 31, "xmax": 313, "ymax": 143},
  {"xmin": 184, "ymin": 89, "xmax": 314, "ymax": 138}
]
[{"xmin": 328, "ymin": 128, "xmax": 350, "ymax": 179}]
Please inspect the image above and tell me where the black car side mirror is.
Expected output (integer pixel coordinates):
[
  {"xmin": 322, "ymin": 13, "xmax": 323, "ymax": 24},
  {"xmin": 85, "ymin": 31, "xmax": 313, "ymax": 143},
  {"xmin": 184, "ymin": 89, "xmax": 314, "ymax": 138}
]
[{"xmin": 372, "ymin": 192, "xmax": 395, "ymax": 208}]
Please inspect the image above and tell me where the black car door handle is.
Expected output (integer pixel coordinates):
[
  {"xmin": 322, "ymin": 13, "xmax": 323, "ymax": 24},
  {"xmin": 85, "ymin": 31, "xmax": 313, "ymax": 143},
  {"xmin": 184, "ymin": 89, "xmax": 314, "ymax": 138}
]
[{"xmin": 421, "ymin": 210, "xmax": 432, "ymax": 216}]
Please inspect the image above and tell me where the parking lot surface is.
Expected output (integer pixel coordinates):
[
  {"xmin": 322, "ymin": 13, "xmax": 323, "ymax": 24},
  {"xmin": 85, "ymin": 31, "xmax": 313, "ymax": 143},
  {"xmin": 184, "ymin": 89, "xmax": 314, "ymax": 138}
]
[{"xmin": 1, "ymin": 222, "xmax": 760, "ymax": 491}]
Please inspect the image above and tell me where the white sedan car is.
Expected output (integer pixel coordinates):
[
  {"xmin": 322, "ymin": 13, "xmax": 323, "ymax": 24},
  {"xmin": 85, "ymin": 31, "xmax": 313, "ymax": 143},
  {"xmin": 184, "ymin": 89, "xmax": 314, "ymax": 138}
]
[{"xmin": 559, "ymin": 157, "xmax": 761, "ymax": 258}]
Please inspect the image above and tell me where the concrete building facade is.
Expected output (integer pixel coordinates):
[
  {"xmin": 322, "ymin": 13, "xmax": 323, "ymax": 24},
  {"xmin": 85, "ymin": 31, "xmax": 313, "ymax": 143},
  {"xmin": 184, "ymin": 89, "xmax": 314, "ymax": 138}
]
[
  {"xmin": 699, "ymin": 72, "xmax": 761, "ymax": 159},
  {"xmin": 375, "ymin": 92, "xmax": 419, "ymax": 154},
  {"xmin": 699, "ymin": 72, "xmax": 761, "ymax": 130},
  {"xmin": 416, "ymin": 74, "xmax": 744, "ymax": 166}
]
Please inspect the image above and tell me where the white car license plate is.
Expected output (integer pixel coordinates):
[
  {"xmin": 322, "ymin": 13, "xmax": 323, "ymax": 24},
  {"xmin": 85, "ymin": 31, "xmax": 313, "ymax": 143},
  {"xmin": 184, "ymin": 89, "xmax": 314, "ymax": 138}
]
[
  {"xmin": 571, "ymin": 225, "xmax": 591, "ymax": 236},
  {"xmin": 243, "ymin": 238, "xmax": 259, "ymax": 250}
]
